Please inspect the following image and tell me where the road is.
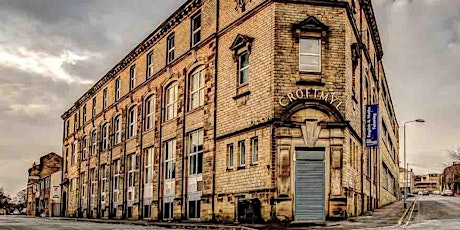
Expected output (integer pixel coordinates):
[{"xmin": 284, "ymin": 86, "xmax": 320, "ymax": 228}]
[
  {"xmin": 0, "ymin": 216, "xmax": 167, "ymax": 230},
  {"xmin": 384, "ymin": 195, "xmax": 460, "ymax": 230}
]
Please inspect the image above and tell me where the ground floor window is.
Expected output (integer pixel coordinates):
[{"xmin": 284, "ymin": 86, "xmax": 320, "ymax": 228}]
[
  {"xmin": 164, "ymin": 202, "xmax": 173, "ymax": 219},
  {"xmin": 188, "ymin": 200, "xmax": 201, "ymax": 219},
  {"xmin": 127, "ymin": 207, "xmax": 133, "ymax": 218},
  {"xmin": 144, "ymin": 205, "xmax": 151, "ymax": 218}
]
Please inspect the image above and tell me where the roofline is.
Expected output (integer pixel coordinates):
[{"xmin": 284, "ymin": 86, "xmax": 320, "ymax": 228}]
[{"xmin": 61, "ymin": 0, "xmax": 202, "ymax": 120}]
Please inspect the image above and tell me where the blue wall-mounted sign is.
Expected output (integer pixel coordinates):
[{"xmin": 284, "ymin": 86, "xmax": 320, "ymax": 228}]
[{"xmin": 366, "ymin": 105, "xmax": 379, "ymax": 147}]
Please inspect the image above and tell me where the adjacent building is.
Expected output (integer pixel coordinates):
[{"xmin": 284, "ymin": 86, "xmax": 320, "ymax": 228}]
[
  {"xmin": 60, "ymin": 0, "xmax": 399, "ymax": 222},
  {"xmin": 413, "ymin": 173, "xmax": 441, "ymax": 194},
  {"xmin": 26, "ymin": 152, "xmax": 63, "ymax": 217},
  {"xmin": 441, "ymin": 162, "xmax": 460, "ymax": 195},
  {"xmin": 399, "ymin": 167, "xmax": 414, "ymax": 195}
]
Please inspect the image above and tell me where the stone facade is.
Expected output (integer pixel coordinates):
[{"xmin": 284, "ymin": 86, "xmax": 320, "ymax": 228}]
[
  {"xmin": 61, "ymin": 0, "xmax": 399, "ymax": 222},
  {"xmin": 26, "ymin": 152, "xmax": 63, "ymax": 217}
]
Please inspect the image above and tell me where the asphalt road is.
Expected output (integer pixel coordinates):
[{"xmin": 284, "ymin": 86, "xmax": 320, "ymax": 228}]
[
  {"xmin": 0, "ymin": 216, "xmax": 166, "ymax": 230},
  {"xmin": 384, "ymin": 195, "xmax": 460, "ymax": 230}
]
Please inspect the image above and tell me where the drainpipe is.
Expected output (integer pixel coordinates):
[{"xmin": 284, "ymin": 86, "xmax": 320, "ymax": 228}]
[
  {"xmin": 122, "ymin": 111, "xmax": 128, "ymax": 219},
  {"xmin": 358, "ymin": 5, "xmax": 367, "ymax": 213},
  {"xmin": 97, "ymin": 129, "xmax": 102, "ymax": 218},
  {"xmin": 157, "ymin": 92, "xmax": 164, "ymax": 220},
  {"xmin": 181, "ymin": 69, "xmax": 188, "ymax": 220},
  {"xmin": 108, "ymin": 131, "xmax": 113, "ymax": 219},
  {"xmin": 212, "ymin": 0, "xmax": 220, "ymax": 222},
  {"xmin": 139, "ymin": 101, "xmax": 145, "ymax": 219}
]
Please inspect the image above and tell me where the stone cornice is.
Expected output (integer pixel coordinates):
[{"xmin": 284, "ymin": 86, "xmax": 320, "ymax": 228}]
[
  {"xmin": 62, "ymin": 0, "xmax": 202, "ymax": 120},
  {"xmin": 360, "ymin": 0, "xmax": 383, "ymax": 59}
]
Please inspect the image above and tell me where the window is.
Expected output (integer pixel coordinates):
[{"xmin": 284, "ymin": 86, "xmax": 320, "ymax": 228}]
[
  {"xmin": 115, "ymin": 77, "xmax": 121, "ymax": 101},
  {"xmin": 191, "ymin": 12, "xmax": 201, "ymax": 46},
  {"xmin": 71, "ymin": 143, "xmax": 76, "ymax": 165},
  {"xmin": 81, "ymin": 136, "xmax": 87, "ymax": 160},
  {"xmin": 164, "ymin": 202, "xmax": 173, "ymax": 219},
  {"xmin": 128, "ymin": 154, "xmax": 136, "ymax": 187},
  {"xmin": 238, "ymin": 51, "xmax": 249, "ymax": 85},
  {"xmin": 130, "ymin": 65, "xmax": 136, "ymax": 90},
  {"xmin": 147, "ymin": 51, "xmax": 154, "ymax": 79},
  {"xmin": 165, "ymin": 139, "xmax": 176, "ymax": 180},
  {"xmin": 113, "ymin": 159, "xmax": 120, "ymax": 203},
  {"xmin": 190, "ymin": 69, "xmax": 204, "ymax": 110},
  {"xmin": 145, "ymin": 96, "xmax": 155, "ymax": 130},
  {"xmin": 127, "ymin": 106, "xmax": 137, "ymax": 138},
  {"xmin": 101, "ymin": 123, "xmax": 108, "ymax": 151},
  {"xmin": 74, "ymin": 114, "xmax": 78, "ymax": 132},
  {"xmin": 91, "ymin": 130, "xmax": 97, "ymax": 157},
  {"xmin": 101, "ymin": 164, "xmax": 107, "ymax": 196},
  {"xmin": 238, "ymin": 141, "xmax": 246, "ymax": 166},
  {"xmin": 90, "ymin": 168, "xmax": 97, "ymax": 200},
  {"xmin": 144, "ymin": 205, "xmax": 151, "ymax": 219},
  {"xmin": 189, "ymin": 129, "xmax": 203, "ymax": 175},
  {"xmin": 251, "ymin": 137, "xmax": 258, "ymax": 164},
  {"xmin": 66, "ymin": 120, "xmax": 70, "ymax": 137},
  {"xmin": 227, "ymin": 144, "xmax": 234, "ymax": 169},
  {"xmin": 82, "ymin": 104, "xmax": 87, "ymax": 124},
  {"xmin": 145, "ymin": 148, "xmax": 154, "ymax": 185},
  {"xmin": 92, "ymin": 97, "xmax": 97, "ymax": 118},
  {"xmin": 299, "ymin": 38, "xmax": 321, "ymax": 72},
  {"xmin": 114, "ymin": 115, "xmax": 122, "ymax": 145},
  {"xmin": 167, "ymin": 34, "xmax": 175, "ymax": 64},
  {"xmin": 65, "ymin": 148, "xmax": 68, "ymax": 172},
  {"xmin": 165, "ymin": 83, "xmax": 178, "ymax": 121},
  {"xmin": 103, "ymin": 88, "xmax": 108, "ymax": 109},
  {"xmin": 188, "ymin": 200, "xmax": 201, "ymax": 219}
]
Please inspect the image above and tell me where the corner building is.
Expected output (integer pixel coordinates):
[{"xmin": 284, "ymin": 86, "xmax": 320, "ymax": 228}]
[{"xmin": 61, "ymin": 0, "xmax": 399, "ymax": 222}]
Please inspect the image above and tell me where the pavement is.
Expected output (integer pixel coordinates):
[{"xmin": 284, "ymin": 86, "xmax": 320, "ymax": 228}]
[
  {"xmin": 382, "ymin": 195, "xmax": 460, "ymax": 230},
  {"xmin": 0, "ymin": 215, "xmax": 168, "ymax": 230},
  {"xmin": 2, "ymin": 196, "xmax": 459, "ymax": 230}
]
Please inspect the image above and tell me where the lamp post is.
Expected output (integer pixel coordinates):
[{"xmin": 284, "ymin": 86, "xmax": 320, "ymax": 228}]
[{"xmin": 403, "ymin": 119, "xmax": 425, "ymax": 208}]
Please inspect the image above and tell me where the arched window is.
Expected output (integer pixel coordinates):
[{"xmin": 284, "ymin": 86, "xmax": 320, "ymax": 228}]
[
  {"xmin": 165, "ymin": 82, "xmax": 178, "ymax": 121},
  {"xmin": 189, "ymin": 68, "xmax": 204, "ymax": 110},
  {"xmin": 127, "ymin": 106, "xmax": 137, "ymax": 138},
  {"xmin": 91, "ymin": 130, "xmax": 97, "ymax": 157},
  {"xmin": 114, "ymin": 115, "xmax": 122, "ymax": 145},
  {"xmin": 144, "ymin": 96, "xmax": 155, "ymax": 130},
  {"xmin": 101, "ymin": 123, "xmax": 109, "ymax": 150}
]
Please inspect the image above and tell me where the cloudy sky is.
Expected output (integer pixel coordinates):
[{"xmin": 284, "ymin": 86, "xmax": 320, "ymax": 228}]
[{"xmin": 0, "ymin": 0, "xmax": 458, "ymax": 195}]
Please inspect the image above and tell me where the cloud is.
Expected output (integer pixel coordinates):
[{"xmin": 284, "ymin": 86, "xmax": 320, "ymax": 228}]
[
  {"xmin": 0, "ymin": 47, "xmax": 97, "ymax": 84},
  {"xmin": 6, "ymin": 104, "xmax": 49, "ymax": 117}
]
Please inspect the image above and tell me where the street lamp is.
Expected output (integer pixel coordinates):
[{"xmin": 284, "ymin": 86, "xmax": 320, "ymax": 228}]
[{"xmin": 403, "ymin": 119, "xmax": 425, "ymax": 208}]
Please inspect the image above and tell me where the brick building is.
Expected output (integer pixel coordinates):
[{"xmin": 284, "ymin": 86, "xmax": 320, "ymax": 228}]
[
  {"xmin": 441, "ymin": 162, "xmax": 460, "ymax": 194},
  {"xmin": 26, "ymin": 152, "xmax": 63, "ymax": 217},
  {"xmin": 60, "ymin": 0, "xmax": 399, "ymax": 222}
]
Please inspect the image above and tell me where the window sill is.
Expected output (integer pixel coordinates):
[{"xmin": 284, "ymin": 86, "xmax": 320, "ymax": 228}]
[
  {"xmin": 163, "ymin": 118, "xmax": 177, "ymax": 125},
  {"xmin": 296, "ymin": 73, "xmax": 324, "ymax": 86},
  {"xmin": 237, "ymin": 165, "xmax": 246, "ymax": 170},
  {"xmin": 143, "ymin": 128, "xmax": 155, "ymax": 134},
  {"xmin": 186, "ymin": 106, "xmax": 204, "ymax": 115},
  {"xmin": 250, "ymin": 162, "xmax": 258, "ymax": 166},
  {"xmin": 226, "ymin": 167, "xmax": 234, "ymax": 172},
  {"xmin": 232, "ymin": 90, "xmax": 251, "ymax": 100}
]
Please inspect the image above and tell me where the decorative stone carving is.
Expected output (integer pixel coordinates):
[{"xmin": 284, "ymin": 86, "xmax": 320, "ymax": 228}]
[{"xmin": 300, "ymin": 119, "xmax": 322, "ymax": 147}]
